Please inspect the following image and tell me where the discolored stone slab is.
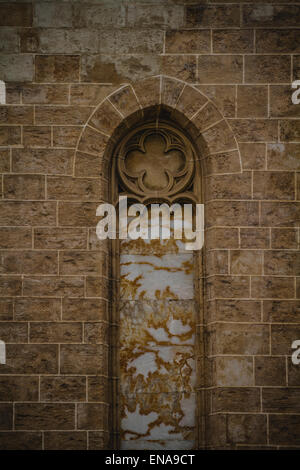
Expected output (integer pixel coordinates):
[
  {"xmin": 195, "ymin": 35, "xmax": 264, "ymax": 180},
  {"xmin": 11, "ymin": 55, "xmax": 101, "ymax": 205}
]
[
  {"xmin": 255, "ymin": 356, "xmax": 286, "ymax": 386},
  {"xmin": 40, "ymin": 376, "xmax": 86, "ymax": 402},
  {"xmin": 252, "ymin": 276, "xmax": 295, "ymax": 299},
  {"xmin": 0, "ymin": 376, "xmax": 39, "ymax": 402},
  {"xmin": 15, "ymin": 298, "xmax": 61, "ymax": 322},
  {"xmin": 0, "ymin": 432, "xmax": 42, "ymax": 450},
  {"xmin": 62, "ymin": 298, "xmax": 108, "ymax": 322},
  {"xmin": 44, "ymin": 431, "xmax": 87, "ymax": 450},
  {"xmin": 0, "ymin": 344, "xmax": 58, "ymax": 375},
  {"xmin": 23, "ymin": 276, "xmax": 84, "ymax": 298},
  {"xmin": 198, "ymin": 55, "xmax": 243, "ymax": 84},
  {"xmin": 15, "ymin": 404, "xmax": 75, "ymax": 431},
  {"xmin": 166, "ymin": 30, "xmax": 210, "ymax": 53},
  {"xmin": 60, "ymin": 344, "xmax": 109, "ymax": 375},
  {"xmin": 12, "ymin": 148, "xmax": 74, "ymax": 175}
]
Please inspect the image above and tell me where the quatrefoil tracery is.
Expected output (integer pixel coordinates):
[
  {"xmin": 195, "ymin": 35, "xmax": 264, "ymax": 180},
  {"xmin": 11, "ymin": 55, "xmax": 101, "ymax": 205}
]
[{"xmin": 116, "ymin": 124, "xmax": 195, "ymax": 199}]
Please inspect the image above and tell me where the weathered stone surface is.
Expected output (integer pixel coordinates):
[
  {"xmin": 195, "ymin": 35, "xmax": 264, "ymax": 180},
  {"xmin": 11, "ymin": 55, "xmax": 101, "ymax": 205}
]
[
  {"xmin": 271, "ymin": 228, "xmax": 298, "ymax": 249},
  {"xmin": 84, "ymin": 322, "xmax": 109, "ymax": 344},
  {"xmin": 208, "ymin": 275, "xmax": 250, "ymax": 299},
  {"xmin": 240, "ymin": 228, "xmax": 270, "ymax": 249},
  {"xmin": 0, "ymin": 3, "xmax": 32, "ymax": 27},
  {"xmin": 22, "ymin": 84, "xmax": 69, "ymax": 104},
  {"xmin": 253, "ymin": 171, "xmax": 295, "ymax": 200},
  {"xmin": 176, "ymin": 86, "xmax": 207, "ymax": 119},
  {"xmin": 227, "ymin": 414, "xmax": 267, "ymax": 445},
  {"xmin": 215, "ymin": 357, "xmax": 253, "ymax": 387},
  {"xmin": 15, "ymin": 404, "xmax": 75, "ymax": 431},
  {"xmin": 270, "ymin": 86, "xmax": 300, "ymax": 118},
  {"xmin": 204, "ymin": 151, "xmax": 241, "ymax": 175},
  {"xmin": 0, "ymin": 54, "xmax": 34, "ymax": 81},
  {"xmin": 206, "ymin": 173, "xmax": 251, "ymax": 200},
  {"xmin": 52, "ymin": 126, "xmax": 82, "ymax": 148},
  {"xmin": 237, "ymin": 86, "xmax": 268, "ymax": 118},
  {"xmin": 243, "ymin": 5, "xmax": 300, "ymax": 27},
  {"xmin": 23, "ymin": 276, "xmax": 84, "ymax": 298},
  {"xmin": 30, "ymin": 322, "xmax": 82, "ymax": 344},
  {"xmin": 161, "ymin": 55, "xmax": 197, "ymax": 83},
  {"xmin": 59, "ymin": 251, "xmax": 107, "ymax": 276},
  {"xmin": 34, "ymin": 227, "xmax": 87, "ymax": 250},
  {"xmin": 38, "ymin": 29, "xmax": 99, "ymax": 54},
  {"xmin": 58, "ymin": 202, "xmax": 100, "ymax": 226},
  {"xmin": 0, "ymin": 404, "xmax": 13, "ymax": 430},
  {"xmin": 280, "ymin": 121, "xmax": 300, "ymax": 142},
  {"xmin": 0, "ymin": 126, "xmax": 21, "ymax": 146},
  {"xmin": 264, "ymin": 251, "xmax": 299, "ymax": 276},
  {"xmin": 0, "ymin": 277, "xmax": 22, "ymax": 297},
  {"xmin": 99, "ymin": 29, "xmax": 164, "ymax": 55},
  {"xmin": 255, "ymin": 356, "xmax": 286, "ymax": 386},
  {"xmin": 0, "ymin": 28, "xmax": 19, "ymax": 53},
  {"xmin": 269, "ymin": 415, "xmax": 300, "ymax": 445},
  {"xmin": 40, "ymin": 377, "xmax": 86, "ymax": 402},
  {"xmin": 230, "ymin": 250, "xmax": 263, "ymax": 275},
  {"xmin": 0, "ymin": 322, "xmax": 27, "ymax": 343},
  {"xmin": 88, "ymin": 431, "xmax": 110, "ymax": 450},
  {"xmin": 213, "ymin": 30, "xmax": 253, "ymax": 53},
  {"xmin": 198, "ymin": 55, "xmax": 243, "ymax": 84},
  {"xmin": 62, "ymin": 298, "xmax": 108, "ymax": 322},
  {"xmin": 166, "ymin": 30, "xmax": 210, "ymax": 53},
  {"xmin": 44, "ymin": 432, "xmax": 87, "ymax": 450},
  {"xmin": 0, "ymin": 150, "xmax": 10, "ymax": 172},
  {"xmin": 81, "ymin": 54, "xmax": 160, "ymax": 83},
  {"xmin": 90, "ymin": 100, "xmax": 122, "ymax": 135},
  {"xmin": 0, "ymin": 432, "xmax": 42, "ymax": 450},
  {"xmin": 229, "ymin": 119, "xmax": 278, "ymax": 142},
  {"xmin": 127, "ymin": 4, "xmax": 184, "ymax": 28},
  {"xmin": 239, "ymin": 143, "xmax": 266, "ymax": 170},
  {"xmin": 186, "ymin": 5, "xmax": 240, "ymax": 28},
  {"xmin": 0, "ymin": 376, "xmax": 39, "ymax": 402},
  {"xmin": 47, "ymin": 176, "xmax": 102, "ymax": 201},
  {"xmin": 202, "ymin": 120, "xmax": 236, "ymax": 153},
  {"xmin": 34, "ymin": 2, "xmax": 73, "ymax": 28},
  {"xmin": 215, "ymin": 322, "xmax": 268, "ymax": 355},
  {"xmin": 77, "ymin": 403, "xmax": 108, "ymax": 430},
  {"xmin": 0, "ymin": 105, "xmax": 33, "ymax": 124},
  {"xmin": 212, "ymin": 388, "xmax": 260, "ymax": 413},
  {"xmin": 4, "ymin": 174, "xmax": 45, "ymax": 200},
  {"xmin": 0, "ymin": 201, "xmax": 56, "ymax": 226},
  {"xmin": 0, "ymin": 298, "xmax": 13, "ymax": 321},
  {"xmin": 206, "ymin": 201, "xmax": 259, "ymax": 227},
  {"xmin": 251, "ymin": 277, "xmax": 295, "ymax": 299},
  {"xmin": 88, "ymin": 376, "xmax": 109, "ymax": 402},
  {"xmin": 23, "ymin": 126, "xmax": 51, "ymax": 147},
  {"xmin": 60, "ymin": 345, "xmax": 108, "ymax": 375},
  {"xmin": 12, "ymin": 148, "xmax": 74, "ymax": 175},
  {"xmin": 208, "ymin": 299, "xmax": 261, "ymax": 323},
  {"xmin": 261, "ymin": 202, "xmax": 300, "ymax": 227},
  {"xmin": 196, "ymin": 85, "xmax": 236, "ymax": 118},
  {"xmin": 0, "ymin": 345, "xmax": 58, "ymax": 375},
  {"xmin": 15, "ymin": 298, "xmax": 61, "ymax": 322},
  {"xmin": 73, "ymin": 4, "xmax": 126, "ymax": 28},
  {"xmin": 35, "ymin": 55, "xmax": 80, "ymax": 83},
  {"xmin": 245, "ymin": 55, "xmax": 290, "ymax": 83},
  {"xmin": 35, "ymin": 105, "xmax": 92, "ymax": 125},
  {"xmin": 256, "ymin": 30, "xmax": 300, "ymax": 54},
  {"xmin": 263, "ymin": 389, "xmax": 300, "ymax": 413}
]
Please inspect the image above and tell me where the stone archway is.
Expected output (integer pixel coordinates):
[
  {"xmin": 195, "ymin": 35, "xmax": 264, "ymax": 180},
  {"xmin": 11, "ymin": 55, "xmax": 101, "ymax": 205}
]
[{"xmin": 74, "ymin": 75, "xmax": 243, "ymax": 449}]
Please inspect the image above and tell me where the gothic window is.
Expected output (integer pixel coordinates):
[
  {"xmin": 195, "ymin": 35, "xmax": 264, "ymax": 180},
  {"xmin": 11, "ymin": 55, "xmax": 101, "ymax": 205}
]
[{"xmin": 110, "ymin": 120, "xmax": 202, "ymax": 450}]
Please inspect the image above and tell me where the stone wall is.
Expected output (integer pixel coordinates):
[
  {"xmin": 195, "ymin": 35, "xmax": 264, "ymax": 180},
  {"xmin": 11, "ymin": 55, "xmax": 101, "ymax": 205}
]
[{"xmin": 0, "ymin": 0, "xmax": 299, "ymax": 450}]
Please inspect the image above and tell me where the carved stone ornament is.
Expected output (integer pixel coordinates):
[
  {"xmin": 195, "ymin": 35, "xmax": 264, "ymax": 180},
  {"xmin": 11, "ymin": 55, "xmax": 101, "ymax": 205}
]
[{"xmin": 116, "ymin": 123, "xmax": 196, "ymax": 200}]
